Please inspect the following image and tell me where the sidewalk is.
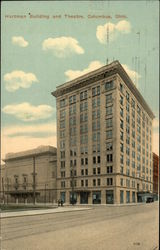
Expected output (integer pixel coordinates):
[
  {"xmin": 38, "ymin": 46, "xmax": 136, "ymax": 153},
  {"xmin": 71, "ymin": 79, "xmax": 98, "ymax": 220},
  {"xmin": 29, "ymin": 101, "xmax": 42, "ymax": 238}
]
[{"xmin": 0, "ymin": 206, "xmax": 92, "ymax": 219}]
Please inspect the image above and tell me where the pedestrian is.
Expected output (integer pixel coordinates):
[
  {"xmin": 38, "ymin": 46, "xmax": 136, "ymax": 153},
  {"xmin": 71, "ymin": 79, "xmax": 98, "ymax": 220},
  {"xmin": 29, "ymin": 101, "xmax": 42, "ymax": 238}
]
[
  {"xmin": 58, "ymin": 199, "xmax": 61, "ymax": 207},
  {"xmin": 61, "ymin": 199, "xmax": 63, "ymax": 207}
]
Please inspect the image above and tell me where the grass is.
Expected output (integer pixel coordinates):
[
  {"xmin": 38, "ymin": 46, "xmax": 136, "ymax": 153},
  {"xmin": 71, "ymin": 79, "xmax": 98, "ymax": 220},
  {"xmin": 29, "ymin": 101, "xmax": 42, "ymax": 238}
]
[{"xmin": 0, "ymin": 204, "xmax": 56, "ymax": 212}]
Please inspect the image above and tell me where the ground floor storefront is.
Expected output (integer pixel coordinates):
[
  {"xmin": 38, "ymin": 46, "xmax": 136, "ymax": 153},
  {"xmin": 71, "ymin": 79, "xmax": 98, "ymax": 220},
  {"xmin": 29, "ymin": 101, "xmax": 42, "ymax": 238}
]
[{"xmin": 59, "ymin": 188, "xmax": 138, "ymax": 205}]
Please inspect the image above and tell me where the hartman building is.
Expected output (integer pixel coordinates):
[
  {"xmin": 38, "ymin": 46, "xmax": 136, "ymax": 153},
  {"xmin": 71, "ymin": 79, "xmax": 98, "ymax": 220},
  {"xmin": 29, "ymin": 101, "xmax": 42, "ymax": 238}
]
[{"xmin": 52, "ymin": 60, "xmax": 155, "ymax": 204}]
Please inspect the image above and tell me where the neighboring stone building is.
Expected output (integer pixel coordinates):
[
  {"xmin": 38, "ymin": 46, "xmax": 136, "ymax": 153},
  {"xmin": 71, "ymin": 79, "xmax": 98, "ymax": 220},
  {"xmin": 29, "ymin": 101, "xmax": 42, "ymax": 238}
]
[
  {"xmin": 153, "ymin": 153, "xmax": 159, "ymax": 195},
  {"xmin": 52, "ymin": 60, "xmax": 155, "ymax": 204},
  {"xmin": 2, "ymin": 146, "xmax": 57, "ymax": 204}
]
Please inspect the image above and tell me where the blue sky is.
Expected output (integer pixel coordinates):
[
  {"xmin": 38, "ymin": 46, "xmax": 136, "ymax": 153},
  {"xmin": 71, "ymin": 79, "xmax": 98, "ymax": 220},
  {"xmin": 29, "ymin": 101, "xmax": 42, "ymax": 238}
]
[{"xmin": 1, "ymin": 1, "xmax": 159, "ymax": 159}]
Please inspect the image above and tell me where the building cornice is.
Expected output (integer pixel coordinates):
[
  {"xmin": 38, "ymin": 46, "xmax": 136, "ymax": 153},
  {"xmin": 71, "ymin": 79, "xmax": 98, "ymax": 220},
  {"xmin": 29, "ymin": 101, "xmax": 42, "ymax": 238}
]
[{"xmin": 51, "ymin": 60, "xmax": 155, "ymax": 119}]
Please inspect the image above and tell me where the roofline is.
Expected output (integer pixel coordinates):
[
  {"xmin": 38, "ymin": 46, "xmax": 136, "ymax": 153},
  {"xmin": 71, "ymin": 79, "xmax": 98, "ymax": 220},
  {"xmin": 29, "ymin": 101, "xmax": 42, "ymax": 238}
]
[
  {"xmin": 4, "ymin": 145, "xmax": 57, "ymax": 162},
  {"xmin": 51, "ymin": 60, "xmax": 155, "ymax": 119}
]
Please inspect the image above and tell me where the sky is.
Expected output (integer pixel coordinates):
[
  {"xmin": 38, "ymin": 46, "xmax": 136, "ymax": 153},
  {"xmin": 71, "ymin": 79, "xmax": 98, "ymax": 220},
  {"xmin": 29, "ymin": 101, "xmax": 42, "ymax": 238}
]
[{"xmin": 1, "ymin": 0, "xmax": 159, "ymax": 161}]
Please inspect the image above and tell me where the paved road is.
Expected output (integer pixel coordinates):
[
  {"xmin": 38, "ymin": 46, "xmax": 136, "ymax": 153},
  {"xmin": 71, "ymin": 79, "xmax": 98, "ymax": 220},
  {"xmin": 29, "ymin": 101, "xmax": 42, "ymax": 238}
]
[{"xmin": 1, "ymin": 203, "xmax": 159, "ymax": 250}]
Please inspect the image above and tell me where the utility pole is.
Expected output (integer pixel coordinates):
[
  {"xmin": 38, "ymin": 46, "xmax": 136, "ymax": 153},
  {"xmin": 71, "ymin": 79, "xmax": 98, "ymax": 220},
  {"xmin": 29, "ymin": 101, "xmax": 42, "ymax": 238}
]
[
  {"xmin": 33, "ymin": 156, "xmax": 36, "ymax": 205},
  {"xmin": 6, "ymin": 178, "xmax": 9, "ymax": 204},
  {"xmin": 2, "ymin": 177, "xmax": 5, "ymax": 204},
  {"xmin": 71, "ymin": 165, "xmax": 75, "ymax": 205}
]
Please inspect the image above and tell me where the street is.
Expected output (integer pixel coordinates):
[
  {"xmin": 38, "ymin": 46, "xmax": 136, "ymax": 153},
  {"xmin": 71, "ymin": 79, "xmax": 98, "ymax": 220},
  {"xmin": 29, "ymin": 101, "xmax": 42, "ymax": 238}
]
[{"xmin": 1, "ymin": 202, "xmax": 159, "ymax": 250}]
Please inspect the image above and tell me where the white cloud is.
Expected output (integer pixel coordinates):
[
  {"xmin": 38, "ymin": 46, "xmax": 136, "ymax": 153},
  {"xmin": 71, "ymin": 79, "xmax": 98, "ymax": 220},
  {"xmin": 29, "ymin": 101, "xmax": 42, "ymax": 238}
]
[
  {"xmin": 65, "ymin": 61, "xmax": 104, "ymax": 80},
  {"xmin": 4, "ymin": 70, "xmax": 38, "ymax": 92},
  {"xmin": 2, "ymin": 102, "xmax": 54, "ymax": 121},
  {"xmin": 12, "ymin": 36, "xmax": 28, "ymax": 47},
  {"xmin": 96, "ymin": 20, "xmax": 131, "ymax": 44},
  {"xmin": 2, "ymin": 122, "xmax": 56, "ymax": 137},
  {"xmin": 1, "ymin": 122, "xmax": 57, "ymax": 162},
  {"xmin": 42, "ymin": 36, "xmax": 84, "ymax": 57},
  {"xmin": 122, "ymin": 64, "xmax": 141, "ymax": 83}
]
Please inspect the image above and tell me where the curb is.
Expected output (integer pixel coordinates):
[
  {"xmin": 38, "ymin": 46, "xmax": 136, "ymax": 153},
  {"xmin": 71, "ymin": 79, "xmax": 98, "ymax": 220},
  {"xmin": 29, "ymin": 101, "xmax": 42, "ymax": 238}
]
[{"xmin": 0, "ymin": 207, "xmax": 92, "ymax": 219}]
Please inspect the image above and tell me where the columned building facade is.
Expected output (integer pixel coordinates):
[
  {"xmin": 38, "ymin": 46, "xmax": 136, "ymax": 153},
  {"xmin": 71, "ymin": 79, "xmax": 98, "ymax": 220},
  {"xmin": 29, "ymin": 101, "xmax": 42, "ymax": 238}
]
[
  {"xmin": 2, "ymin": 146, "xmax": 57, "ymax": 204},
  {"xmin": 52, "ymin": 61, "xmax": 154, "ymax": 204}
]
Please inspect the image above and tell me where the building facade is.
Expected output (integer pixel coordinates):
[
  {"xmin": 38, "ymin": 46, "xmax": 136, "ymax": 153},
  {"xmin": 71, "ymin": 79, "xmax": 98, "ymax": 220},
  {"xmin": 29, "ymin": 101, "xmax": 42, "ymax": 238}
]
[
  {"xmin": 153, "ymin": 153, "xmax": 159, "ymax": 195},
  {"xmin": 52, "ymin": 61, "xmax": 155, "ymax": 205},
  {"xmin": 1, "ymin": 146, "xmax": 57, "ymax": 204}
]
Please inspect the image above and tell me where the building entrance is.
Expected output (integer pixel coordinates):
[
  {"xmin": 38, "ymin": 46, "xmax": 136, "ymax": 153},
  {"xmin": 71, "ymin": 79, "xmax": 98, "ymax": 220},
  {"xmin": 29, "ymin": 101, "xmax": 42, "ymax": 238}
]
[
  {"xmin": 92, "ymin": 191, "xmax": 101, "ymax": 204},
  {"xmin": 80, "ymin": 192, "xmax": 88, "ymax": 204},
  {"xmin": 106, "ymin": 190, "xmax": 114, "ymax": 204}
]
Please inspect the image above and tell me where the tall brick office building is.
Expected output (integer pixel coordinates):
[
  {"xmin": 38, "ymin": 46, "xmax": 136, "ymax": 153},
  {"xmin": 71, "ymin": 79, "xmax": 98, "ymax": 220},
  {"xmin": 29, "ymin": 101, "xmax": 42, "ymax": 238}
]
[
  {"xmin": 52, "ymin": 60, "xmax": 154, "ymax": 204},
  {"xmin": 153, "ymin": 153, "xmax": 159, "ymax": 195}
]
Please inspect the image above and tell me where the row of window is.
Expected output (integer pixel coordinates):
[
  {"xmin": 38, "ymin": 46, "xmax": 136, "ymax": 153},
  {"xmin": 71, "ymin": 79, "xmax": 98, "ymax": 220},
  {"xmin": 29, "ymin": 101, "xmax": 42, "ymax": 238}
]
[{"xmin": 61, "ymin": 178, "xmax": 113, "ymax": 188}]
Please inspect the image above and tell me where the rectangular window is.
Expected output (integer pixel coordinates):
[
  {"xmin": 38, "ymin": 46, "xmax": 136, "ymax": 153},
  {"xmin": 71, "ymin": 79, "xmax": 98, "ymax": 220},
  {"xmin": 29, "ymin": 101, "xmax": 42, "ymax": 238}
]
[
  {"xmin": 107, "ymin": 178, "xmax": 113, "ymax": 186},
  {"xmin": 120, "ymin": 83, "xmax": 123, "ymax": 92},
  {"xmin": 80, "ymin": 101, "xmax": 88, "ymax": 112},
  {"xmin": 106, "ymin": 130, "xmax": 112, "ymax": 139},
  {"xmin": 120, "ymin": 131, "xmax": 123, "ymax": 141},
  {"xmin": 120, "ymin": 155, "xmax": 123, "ymax": 164},
  {"xmin": 80, "ymin": 90, "xmax": 87, "ymax": 101},
  {"xmin": 60, "ymin": 120, "xmax": 65, "ymax": 129},
  {"xmin": 97, "ymin": 179, "xmax": 101, "ymax": 186},
  {"xmin": 131, "ymin": 99, "xmax": 135, "ymax": 108},
  {"xmin": 120, "ymin": 119, "xmax": 123, "ymax": 129},
  {"xmin": 92, "ymin": 86, "xmax": 100, "ymax": 96},
  {"xmin": 106, "ymin": 142, "xmax": 113, "ymax": 151},
  {"xmin": 120, "ymin": 143, "xmax": 123, "ymax": 153},
  {"xmin": 60, "ymin": 99, "xmax": 66, "ymax": 108},
  {"xmin": 60, "ymin": 110, "xmax": 66, "ymax": 119},
  {"xmin": 107, "ymin": 154, "xmax": 113, "ymax": 162},
  {"xmin": 61, "ymin": 181, "xmax": 65, "ymax": 188},
  {"xmin": 69, "ymin": 95, "xmax": 76, "ymax": 105},
  {"xmin": 107, "ymin": 166, "xmax": 113, "ymax": 173},
  {"xmin": 126, "ymin": 91, "xmax": 130, "ymax": 102},
  {"xmin": 106, "ymin": 94, "xmax": 112, "ymax": 104},
  {"xmin": 106, "ymin": 106, "xmax": 112, "ymax": 115},
  {"xmin": 106, "ymin": 118, "xmax": 112, "ymax": 128},
  {"xmin": 120, "ymin": 95, "xmax": 123, "ymax": 105},
  {"xmin": 69, "ymin": 104, "xmax": 76, "ymax": 115},
  {"xmin": 120, "ymin": 178, "xmax": 123, "ymax": 186},
  {"xmin": 120, "ymin": 108, "xmax": 123, "ymax": 117},
  {"xmin": 105, "ymin": 80, "xmax": 114, "ymax": 91},
  {"xmin": 85, "ymin": 179, "xmax": 88, "ymax": 187}
]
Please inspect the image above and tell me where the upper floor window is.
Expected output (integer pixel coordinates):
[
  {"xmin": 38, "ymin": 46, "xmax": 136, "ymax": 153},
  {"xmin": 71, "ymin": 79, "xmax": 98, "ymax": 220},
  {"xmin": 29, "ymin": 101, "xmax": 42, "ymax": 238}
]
[
  {"xmin": 106, "ymin": 130, "xmax": 112, "ymax": 139},
  {"xmin": 80, "ymin": 101, "xmax": 88, "ymax": 112},
  {"xmin": 106, "ymin": 142, "xmax": 113, "ymax": 151},
  {"xmin": 120, "ymin": 83, "xmax": 123, "ymax": 92},
  {"xmin": 80, "ymin": 113, "xmax": 88, "ymax": 123},
  {"xmin": 106, "ymin": 118, "xmax": 112, "ymax": 128},
  {"xmin": 92, "ymin": 86, "xmax": 100, "ymax": 96},
  {"xmin": 106, "ymin": 106, "xmax": 112, "ymax": 115},
  {"xmin": 60, "ymin": 99, "xmax": 66, "ymax": 108},
  {"xmin": 69, "ymin": 95, "xmax": 76, "ymax": 105},
  {"xmin": 92, "ymin": 97, "xmax": 100, "ymax": 108},
  {"xmin": 131, "ymin": 98, "xmax": 135, "ymax": 108},
  {"xmin": 60, "ymin": 110, "xmax": 66, "ymax": 119},
  {"xmin": 126, "ymin": 91, "xmax": 130, "ymax": 102},
  {"xmin": 69, "ymin": 104, "xmax": 76, "ymax": 115},
  {"xmin": 106, "ymin": 94, "xmax": 112, "ymax": 104},
  {"xmin": 80, "ymin": 90, "xmax": 87, "ymax": 101},
  {"xmin": 105, "ymin": 81, "xmax": 114, "ymax": 91},
  {"xmin": 137, "ymin": 105, "xmax": 141, "ymax": 115},
  {"xmin": 126, "ymin": 102, "xmax": 130, "ymax": 112},
  {"xmin": 120, "ymin": 95, "xmax": 123, "ymax": 106}
]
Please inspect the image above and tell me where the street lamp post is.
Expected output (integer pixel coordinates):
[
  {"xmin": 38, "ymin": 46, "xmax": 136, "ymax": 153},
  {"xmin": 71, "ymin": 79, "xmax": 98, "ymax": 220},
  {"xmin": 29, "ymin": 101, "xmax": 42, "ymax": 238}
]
[{"xmin": 33, "ymin": 156, "xmax": 36, "ymax": 205}]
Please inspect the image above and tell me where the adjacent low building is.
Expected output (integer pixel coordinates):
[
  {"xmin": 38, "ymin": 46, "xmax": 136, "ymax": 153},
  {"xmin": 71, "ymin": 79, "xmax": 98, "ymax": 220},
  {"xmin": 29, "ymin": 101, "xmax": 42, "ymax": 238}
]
[
  {"xmin": 2, "ymin": 146, "xmax": 57, "ymax": 204},
  {"xmin": 52, "ymin": 60, "xmax": 155, "ymax": 205}
]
